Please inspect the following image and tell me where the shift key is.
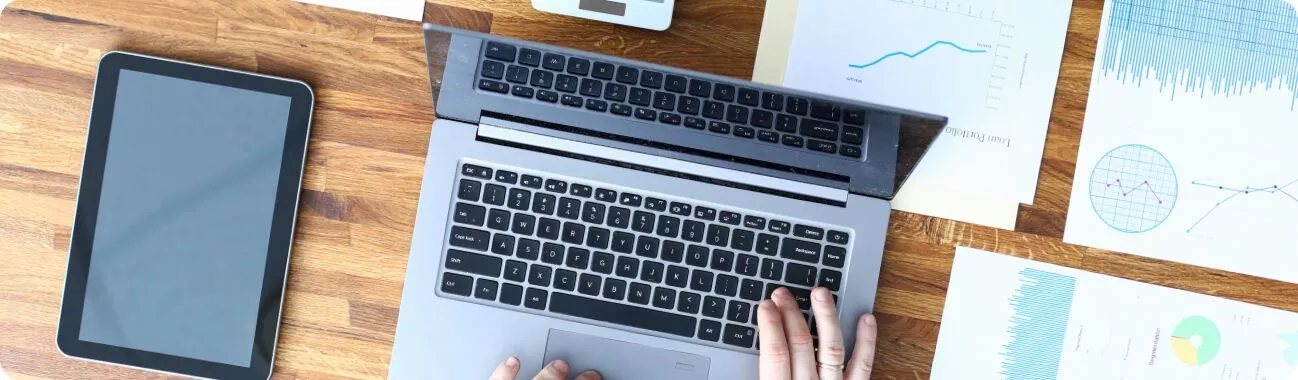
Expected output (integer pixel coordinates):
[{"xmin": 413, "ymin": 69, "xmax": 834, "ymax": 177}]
[
  {"xmin": 449, "ymin": 226, "xmax": 491, "ymax": 251},
  {"xmin": 780, "ymin": 238, "xmax": 821, "ymax": 263},
  {"xmin": 446, "ymin": 249, "xmax": 502, "ymax": 277}
]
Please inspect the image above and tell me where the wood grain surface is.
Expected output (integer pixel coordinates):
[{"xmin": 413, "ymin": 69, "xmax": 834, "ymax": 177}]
[{"xmin": 1, "ymin": 0, "xmax": 1295, "ymax": 379}]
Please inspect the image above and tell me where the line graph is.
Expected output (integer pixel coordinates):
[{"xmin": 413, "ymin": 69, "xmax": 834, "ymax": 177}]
[
  {"xmin": 1185, "ymin": 178, "xmax": 1298, "ymax": 232},
  {"xmin": 1100, "ymin": 0, "xmax": 1298, "ymax": 107},
  {"xmin": 1102, "ymin": 178, "xmax": 1167, "ymax": 204},
  {"xmin": 1089, "ymin": 144, "xmax": 1178, "ymax": 233},
  {"xmin": 848, "ymin": 41, "xmax": 987, "ymax": 69}
]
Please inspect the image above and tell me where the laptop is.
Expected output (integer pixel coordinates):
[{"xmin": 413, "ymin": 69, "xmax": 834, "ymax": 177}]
[{"xmin": 388, "ymin": 24, "xmax": 946, "ymax": 379}]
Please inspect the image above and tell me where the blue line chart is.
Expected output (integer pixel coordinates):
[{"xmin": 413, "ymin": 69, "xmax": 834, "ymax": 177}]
[
  {"xmin": 847, "ymin": 40, "xmax": 987, "ymax": 69},
  {"xmin": 1185, "ymin": 178, "xmax": 1298, "ymax": 233}
]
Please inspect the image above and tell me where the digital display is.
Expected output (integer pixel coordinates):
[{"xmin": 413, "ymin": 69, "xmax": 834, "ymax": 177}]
[{"xmin": 77, "ymin": 69, "xmax": 291, "ymax": 367}]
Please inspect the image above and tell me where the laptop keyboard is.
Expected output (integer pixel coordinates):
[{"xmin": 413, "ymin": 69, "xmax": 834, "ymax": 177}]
[
  {"xmin": 475, "ymin": 41, "xmax": 868, "ymax": 159},
  {"xmin": 437, "ymin": 161, "xmax": 853, "ymax": 352}
]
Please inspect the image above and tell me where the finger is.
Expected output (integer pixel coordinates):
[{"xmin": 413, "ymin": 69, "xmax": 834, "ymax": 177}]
[
  {"xmin": 757, "ymin": 300, "xmax": 792, "ymax": 380},
  {"xmin": 573, "ymin": 370, "xmax": 603, "ymax": 380},
  {"xmin": 532, "ymin": 360, "xmax": 570, "ymax": 380},
  {"xmin": 844, "ymin": 314, "xmax": 878, "ymax": 380},
  {"xmin": 773, "ymin": 288, "xmax": 817, "ymax": 380},
  {"xmin": 810, "ymin": 288, "xmax": 845, "ymax": 380},
  {"xmin": 489, "ymin": 356, "xmax": 521, "ymax": 380}
]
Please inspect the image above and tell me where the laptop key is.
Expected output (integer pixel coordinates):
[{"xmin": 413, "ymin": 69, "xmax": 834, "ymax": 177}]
[
  {"xmin": 787, "ymin": 97, "xmax": 809, "ymax": 115},
  {"xmin": 715, "ymin": 274, "xmax": 738, "ymax": 297},
  {"xmin": 506, "ymin": 65, "xmax": 529, "ymax": 84},
  {"xmin": 666, "ymin": 265, "xmax": 689, "ymax": 287},
  {"xmin": 586, "ymin": 227, "xmax": 610, "ymax": 249},
  {"xmin": 611, "ymin": 103, "xmax": 633, "ymax": 116},
  {"xmin": 808, "ymin": 140, "xmax": 837, "ymax": 154},
  {"xmin": 762, "ymin": 92, "xmax": 784, "ymax": 111},
  {"xmin": 698, "ymin": 320, "xmax": 722, "ymax": 342},
  {"xmin": 441, "ymin": 272, "xmax": 473, "ymax": 296},
  {"xmin": 458, "ymin": 179, "xmax": 482, "ymax": 201},
  {"xmin": 756, "ymin": 233, "xmax": 779, "ymax": 256},
  {"xmin": 800, "ymin": 119, "xmax": 839, "ymax": 141},
  {"xmin": 653, "ymin": 92, "xmax": 676, "ymax": 111},
  {"xmin": 703, "ymin": 297, "xmax": 726, "ymax": 318},
  {"xmin": 636, "ymin": 236, "xmax": 660, "ymax": 258},
  {"xmin": 775, "ymin": 114, "xmax": 798, "ymax": 133},
  {"xmin": 632, "ymin": 211, "xmax": 655, "ymax": 233},
  {"xmin": 659, "ymin": 112, "xmax": 682, "ymax": 126},
  {"xmin": 518, "ymin": 48, "xmax": 542, "ymax": 66},
  {"xmin": 616, "ymin": 66, "xmax": 639, "ymax": 84},
  {"xmin": 702, "ymin": 101, "xmax": 725, "ymax": 119},
  {"xmin": 485, "ymin": 42, "xmax": 516, "ymax": 61},
  {"xmin": 589, "ymin": 61, "xmax": 614, "ymax": 79},
  {"xmin": 661, "ymin": 241, "xmax": 685, "ymax": 263},
  {"xmin": 505, "ymin": 260, "xmax": 527, "ymax": 282},
  {"xmin": 757, "ymin": 130, "xmax": 779, "ymax": 143},
  {"xmin": 786, "ymin": 262, "xmax": 817, "ymax": 287},
  {"xmin": 689, "ymin": 79, "xmax": 712, "ymax": 97},
  {"xmin": 567, "ymin": 57, "xmax": 591, "ymax": 76},
  {"xmin": 640, "ymin": 261, "xmax": 664, "ymax": 283},
  {"xmin": 726, "ymin": 104, "xmax": 749, "ymax": 124},
  {"xmin": 678, "ymin": 96, "xmax": 701, "ymax": 115},
  {"xmin": 561, "ymin": 222, "xmax": 584, "ymax": 244},
  {"xmin": 710, "ymin": 249, "xmax": 734, "ymax": 271},
  {"xmin": 585, "ymin": 99, "xmax": 607, "ymax": 115},
  {"xmin": 487, "ymin": 209, "xmax": 510, "ymax": 231},
  {"xmin": 824, "ymin": 245, "xmax": 846, "ymax": 268},
  {"xmin": 475, "ymin": 278, "xmax": 499, "ymax": 300},
  {"xmin": 446, "ymin": 249, "xmax": 503, "ymax": 277},
  {"xmin": 552, "ymin": 292, "xmax": 697, "ymax": 338},
  {"xmin": 611, "ymin": 231, "xmax": 634, "ymax": 253},
  {"xmin": 521, "ymin": 175, "xmax": 543, "ymax": 189},
  {"xmin": 713, "ymin": 84, "xmax": 735, "ymax": 101},
  {"xmin": 769, "ymin": 220, "xmax": 791, "ymax": 234},
  {"xmin": 541, "ymin": 243, "xmax": 564, "ymax": 264},
  {"xmin": 592, "ymin": 252, "xmax": 615, "ymax": 274},
  {"xmin": 582, "ymin": 202, "xmax": 606, "ymax": 224},
  {"xmin": 629, "ymin": 282, "xmax": 652, "ymax": 304},
  {"xmin": 524, "ymin": 288, "xmax": 548, "ymax": 310},
  {"xmin": 604, "ymin": 278, "xmax": 627, "ymax": 301},
  {"xmin": 481, "ymin": 60, "xmax": 505, "ymax": 79},
  {"xmin": 707, "ymin": 121, "xmax": 730, "ymax": 134},
  {"xmin": 751, "ymin": 109, "xmax": 774, "ymax": 129},
  {"xmin": 690, "ymin": 270, "xmax": 714, "ymax": 292},
  {"xmin": 682, "ymin": 220, "xmax": 705, "ymax": 242},
  {"xmin": 669, "ymin": 202, "xmax": 692, "ymax": 216},
  {"xmin": 634, "ymin": 108, "xmax": 657, "ymax": 121},
  {"xmin": 738, "ymin": 88, "xmax": 760, "ymax": 106},
  {"xmin": 782, "ymin": 134, "xmax": 805, "ymax": 148},
  {"xmin": 566, "ymin": 247, "xmax": 590, "ymax": 270},
  {"xmin": 542, "ymin": 53, "xmax": 565, "ymax": 71},
  {"xmin": 685, "ymin": 245, "xmax": 709, "ymax": 267},
  {"xmin": 794, "ymin": 225, "xmax": 825, "ymax": 240},
  {"xmin": 640, "ymin": 70, "xmax": 664, "ymax": 88},
  {"xmin": 652, "ymin": 287, "xmax": 677, "ymax": 310},
  {"xmin": 580, "ymin": 78, "xmax": 603, "ymax": 97},
  {"xmin": 557, "ymin": 197, "xmax": 581, "ymax": 219},
  {"xmin": 607, "ymin": 206, "xmax": 631, "ymax": 229},
  {"xmin": 491, "ymin": 233, "xmax": 514, "ymax": 255},
  {"xmin": 731, "ymin": 229, "xmax": 754, "ymax": 251},
  {"xmin": 827, "ymin": 230, "xmax": 850, "ymax": 245},
  {"xmin": 616, "ymin": 256, "xmax": 640, "ymax": 278},
  {"xmin": 555, "ymin": 269, "xmax": 577, "ymax": 291},
  {"xmin": 810, "ymin": 101, "xmax": 841, "ymax": 121},
  {"xmin": 664, "ymin": 74, "xmax": 688, "ymax": 93},
  {"xmin": 727, "ymin": 300, "xmax": 752, "ymax": 323},
  {"xmin": 841, "ymin": 145, "xmax": 863, "ymax": 158},
  {"xmin": 723, "ymin": 324, "xmax": 755, "ymax": 348},
  {"xmin": 682, "ymin": 118, "xmax": 705, "ymax": 131},
  {"xmin": 744, "ymin": 216, "xmax": 766, "ymax": 230},
  {"xmin": 645, "ymin": 197, "xmax": 667, "ymax": 211},
  {"xmin": 528, "ymin": 264, "xmax": 553, "ymax": 286},
  {"xmin": 819, "ymin": 269, "xmax": 842, "ymax": 291},
  {"xmin": 740, "ymin": 279, "xmax": 763, "ymax": 301},
  {"xmin": 561, "ymin": 94, "xmax": 583, "ymax": 107},
  {"xmin": 678, "ymin": 291, "xmax": 701, "ymax": 314},
  {"xmin": 842, "ymin": 126, "xmax": 865, "ymax": 145},
  {"xmin": 538, "ymin": 218, "xmax": 560, "ymax": 240},
  {"xmin": 657, "ymin": 215, "xmax": 681, "ymax": 238},
  {"xmin": 706, "ymin": 224, "xmax": 730, "ymax": 247},
  {"xmin": 556, "ymin": 74, "xmax": 579, "ymax": 93},
  {"xmin": 449, "ymin": 226, "xmax": 490, "ymax": 251},
  {"xmin": 619, "ymin": 192, "xmax": 643, "ymax": 207},
  {"xmin": 516, "ymin": 238, "xmax": 541, "ymax": 260},
  {"xmin": 508, "ymin": 188, "xmax": 531, "ymax": 210},
  {"xmin": 595, "ymin": 188, "xmax": 618, "ymax": 202},
  {"xmin": 780, "ymin": 238, "xmax": 821, "ymax": 263},
  {"xmin": 733, "ymin": 126, "xmax": 755, "ymax": 139},
  {"xmin": 760, "ymin": 258, "xmax": 783, "ymax": 280},
  {"xmin": 500, "ymin": 283, "xmax": 523, "ymax": 305},
  {"xmin": 532, "ymin": 193, "xmax": 556, "ymax": 215},
  {"xmin": 736, "ymin": 254, "xmax": 760, "ymax": 276},
  {"xmin": 578, "ymin": 273, "xmax": 602, "ymax": 296},
  {"xmin": 511, "ymin": 84, "xmax": 534, "ymax": 98},
  {"xmin": 453, "ymin": 202, "xmax": 486, "ymax": 226}
]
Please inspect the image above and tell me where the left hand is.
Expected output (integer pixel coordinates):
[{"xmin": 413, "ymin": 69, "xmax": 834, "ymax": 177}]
[{"xmin": 488, "ymin": 357, "xmax": 603, "ymax": 380}]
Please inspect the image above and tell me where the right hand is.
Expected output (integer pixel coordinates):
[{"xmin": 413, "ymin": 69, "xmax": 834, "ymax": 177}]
[
  {"xmin": 758, "ymin": 287, "xmax": 878, "ymax": 380},
  {"xmin": 489, "ymin": 357, "xmax": 602, "ymax": 380}
]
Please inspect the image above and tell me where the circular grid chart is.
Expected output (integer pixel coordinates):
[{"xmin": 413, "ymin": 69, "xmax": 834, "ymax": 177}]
[{"xmin": 1088, "ymin": 144, "xmax": 1178, "ymax": 233}]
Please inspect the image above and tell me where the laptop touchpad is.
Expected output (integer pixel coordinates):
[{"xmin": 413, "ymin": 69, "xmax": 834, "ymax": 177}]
[{"xmin": 543, "ymin": 329, "xmax": 710, "ymax": 380}]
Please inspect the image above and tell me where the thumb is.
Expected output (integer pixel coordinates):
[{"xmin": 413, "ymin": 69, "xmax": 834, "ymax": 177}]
[{"xmin": 532, "ymin": 360, "xmax": 571, "ymax": 380}]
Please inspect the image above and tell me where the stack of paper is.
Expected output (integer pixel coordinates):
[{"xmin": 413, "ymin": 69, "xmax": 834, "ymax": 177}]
[
  {"xmin": 754, "ymin": 0, "xmax": 1072, "ymax": 229},
  {"xmin": 933, "ymin": 247, "xmax": 1298, "ymax": 379}
]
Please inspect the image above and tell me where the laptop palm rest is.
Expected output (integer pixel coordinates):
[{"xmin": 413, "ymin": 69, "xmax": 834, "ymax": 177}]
[{"xmin": 542, "ymin": 329, "xmax": 711, "ymax": 380}]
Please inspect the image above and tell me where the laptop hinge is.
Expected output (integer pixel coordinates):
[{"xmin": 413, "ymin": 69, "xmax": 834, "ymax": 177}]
[{"xmin": 476, "ymin": 118, "xmax": 850, "ymax": 204}]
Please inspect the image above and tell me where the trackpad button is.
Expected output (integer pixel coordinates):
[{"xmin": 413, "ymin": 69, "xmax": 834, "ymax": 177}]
[{"xmin": 543, "ymin": 329, "xmax": 710, "ymax": 380}]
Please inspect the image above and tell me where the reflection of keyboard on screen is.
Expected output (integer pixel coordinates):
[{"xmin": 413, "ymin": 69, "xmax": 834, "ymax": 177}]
[
  {"xmin": 532, "ymin": 0, "xmax": 676, "ymax": 31},
  {"xmin": 437, "ymin": 161, "xmax": 851, "ymax": 353}
]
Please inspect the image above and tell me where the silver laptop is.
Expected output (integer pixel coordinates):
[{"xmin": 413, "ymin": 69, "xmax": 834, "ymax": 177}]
[{"xmin": 388, "ymin": 24, "xmax": 946, "ymax": 379}]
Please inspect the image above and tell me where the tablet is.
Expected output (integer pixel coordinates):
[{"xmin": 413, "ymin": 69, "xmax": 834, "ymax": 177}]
[{"xmin": 57, "ymin": 52, "xmax": 313, "ymax": 380}]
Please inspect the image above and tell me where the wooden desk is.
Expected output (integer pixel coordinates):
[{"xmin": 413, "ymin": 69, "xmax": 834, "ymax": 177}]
[{"xmin": 1, "ymin": 0, "xmax": 1294, "ymax": 378}]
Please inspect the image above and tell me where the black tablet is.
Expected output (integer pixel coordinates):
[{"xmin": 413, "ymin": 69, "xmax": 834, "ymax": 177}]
[{"xmin": 57, "ymin": 51, "xmax": 313, "ymax": 380}]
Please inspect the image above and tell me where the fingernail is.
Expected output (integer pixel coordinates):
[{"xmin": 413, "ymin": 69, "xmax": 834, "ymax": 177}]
[
  {"xmin": 505, "ymin": 356, "xmax": 519, "ymax": 367},
  {"xmin": 550, "ymin": 359, "xmax": 570, "ymax": 372},
  {"xmin": 862, "ymin": 314, "xmax": 877, "ymax": 326},
  {"xmin": 775, "ymin": 287, "xmax": 790, "ymax": 298},
  {"xmin": 577, "ymin": 370, "xmax": 602, "ymax": 379},
  {"xmin": 813, "ymin": 288, "xmax": 829, "ymax": 301}
]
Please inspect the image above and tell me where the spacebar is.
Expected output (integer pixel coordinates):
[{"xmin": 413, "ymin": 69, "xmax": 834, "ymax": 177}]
[{"xmin": 550, "ymin": 293, "xmax": 697, "ymax": 338}]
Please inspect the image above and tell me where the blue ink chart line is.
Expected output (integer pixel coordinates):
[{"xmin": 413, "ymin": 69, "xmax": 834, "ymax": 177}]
[
  {"xmin": 1186, "ymin": 178, "xmax": 1298, "ymax": 233},
  {"xmin": 848, "ymin": 41, "xmax": 987, "ymax": 69}
]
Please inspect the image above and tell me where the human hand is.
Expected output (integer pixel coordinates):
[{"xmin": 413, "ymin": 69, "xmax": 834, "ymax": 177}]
[
  {"xmin": 489, "ymin": 357, "xmax": 603, "ymax": 380},
  {"xmin": 758, "ymin": 287, "xmax": 878, "ymax": 380}
]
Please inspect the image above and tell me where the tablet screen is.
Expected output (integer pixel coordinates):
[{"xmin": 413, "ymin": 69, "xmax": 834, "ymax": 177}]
[{"xmin": 77, "ymin": 69, "xmax": 291, "ymax": 367}]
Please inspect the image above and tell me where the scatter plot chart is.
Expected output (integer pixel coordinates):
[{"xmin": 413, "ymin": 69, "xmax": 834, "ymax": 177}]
[{"xmin": 1088, "ymin": 144, "xmax": 1178, "ymax": 233}]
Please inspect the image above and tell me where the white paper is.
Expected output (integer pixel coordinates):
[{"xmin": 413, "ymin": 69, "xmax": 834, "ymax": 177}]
[
  {"xmin": 295, "ymin": 0, "xmax": 425, "ymax": 21},
  {"xmin": 781, "ymin": 0, "xmax": 1071, "ymax": 204},
  {"xmin": 933, "ymin": 247, "xmax": 1298, "ymax": 379},
  {"xmin": 1063, "ymin": 0, "xmax": 1298, "ymax": 284}
]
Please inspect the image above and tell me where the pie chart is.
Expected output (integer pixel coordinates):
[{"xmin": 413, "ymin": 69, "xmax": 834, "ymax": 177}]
[{"xmin": 1171, "ymin": 316, "xmax": 1221, "ymax": 366}]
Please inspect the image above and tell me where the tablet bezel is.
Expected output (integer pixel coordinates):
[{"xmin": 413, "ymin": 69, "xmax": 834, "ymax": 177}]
[{"xmin": 56, "ymin": 51, "xmax": 313, "ymax": 380}]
